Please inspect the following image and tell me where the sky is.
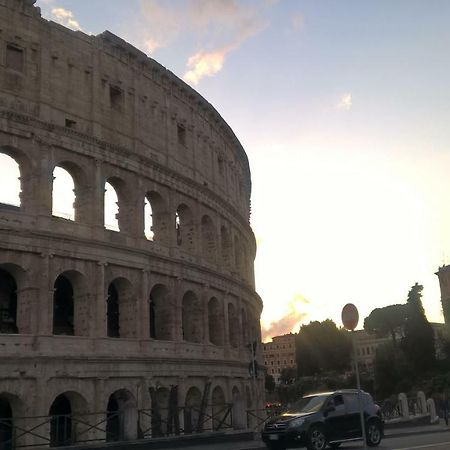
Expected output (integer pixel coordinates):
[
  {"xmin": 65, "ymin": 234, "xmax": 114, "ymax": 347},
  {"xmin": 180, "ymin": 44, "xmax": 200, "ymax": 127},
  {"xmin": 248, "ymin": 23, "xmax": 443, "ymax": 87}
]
[{"xmin": 3, "ymin": 0, "xmax": 450, "ymax": 341}]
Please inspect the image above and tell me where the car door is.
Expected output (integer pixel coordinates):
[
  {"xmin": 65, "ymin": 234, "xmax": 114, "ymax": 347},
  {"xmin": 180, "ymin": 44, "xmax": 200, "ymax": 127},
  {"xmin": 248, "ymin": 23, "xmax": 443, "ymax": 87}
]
[
  {"xmin": 343, "ymin": 393, "xmax": 362, "ymax": 438},
  {"xmin": 324, "ymin": 394, "xmax": 348, "ymax": 441}
]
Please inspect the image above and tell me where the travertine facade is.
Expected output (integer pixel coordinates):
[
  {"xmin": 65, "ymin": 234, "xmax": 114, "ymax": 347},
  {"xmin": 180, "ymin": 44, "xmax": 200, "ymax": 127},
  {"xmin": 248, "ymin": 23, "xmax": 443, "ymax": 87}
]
[{"xmin": 0, "ymin": 0, "xmax": 262, "ymax": 446}]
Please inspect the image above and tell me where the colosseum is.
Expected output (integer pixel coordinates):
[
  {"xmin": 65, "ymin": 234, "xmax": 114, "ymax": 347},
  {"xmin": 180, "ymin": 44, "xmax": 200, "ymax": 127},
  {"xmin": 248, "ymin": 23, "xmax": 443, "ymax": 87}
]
[{"xmin": 0, "ymin": 0, "xmax": 263, "ymax": 447}]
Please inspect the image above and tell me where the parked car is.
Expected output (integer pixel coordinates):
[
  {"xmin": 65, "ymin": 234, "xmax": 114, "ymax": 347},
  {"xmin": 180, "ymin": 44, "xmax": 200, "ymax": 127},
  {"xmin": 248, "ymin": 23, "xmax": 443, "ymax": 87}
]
[{"xmin": 261, "ymin": 389, "xmax": 383, "ymax": 450}]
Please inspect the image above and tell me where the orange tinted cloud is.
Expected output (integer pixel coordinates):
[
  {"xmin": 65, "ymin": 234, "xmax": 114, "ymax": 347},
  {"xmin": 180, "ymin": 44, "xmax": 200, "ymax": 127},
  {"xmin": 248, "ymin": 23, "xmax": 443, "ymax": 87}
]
[{"xmin": 262, "ymin": 293, "xmax": 310, "ymax": 342}]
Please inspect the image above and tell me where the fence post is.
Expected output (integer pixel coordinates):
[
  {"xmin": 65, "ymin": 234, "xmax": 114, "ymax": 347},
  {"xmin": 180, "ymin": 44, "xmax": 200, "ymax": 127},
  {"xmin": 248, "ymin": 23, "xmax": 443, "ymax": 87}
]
[{"xmin": 398, "ymin": 393, "xmax": 409, "ymax": 419}]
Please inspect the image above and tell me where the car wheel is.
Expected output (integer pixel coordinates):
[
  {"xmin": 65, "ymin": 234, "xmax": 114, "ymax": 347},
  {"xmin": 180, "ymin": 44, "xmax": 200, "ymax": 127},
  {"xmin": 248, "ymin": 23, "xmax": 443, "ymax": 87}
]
[
  {"xmin": 307, "ymin": 425, "xmax": 327, "ymax": 450},
  {"xmin": 329, "ymin": 444, "xmax": 341, "ymax": 448},
  {"xmin": 366, "ymin": 420, "xmax": 382, "ymax": 447}
]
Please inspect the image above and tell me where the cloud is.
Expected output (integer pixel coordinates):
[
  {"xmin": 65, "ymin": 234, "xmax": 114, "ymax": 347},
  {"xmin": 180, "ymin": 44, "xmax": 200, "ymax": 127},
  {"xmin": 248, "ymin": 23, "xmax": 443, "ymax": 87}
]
[
  {"xmin": 291, "ymin": 13, "xmax": 304, "ymax": 31},
  {"xmin": 50, "ymin": 7, "xmax": 82, "ymax": 31},
  {"xmin": 261, "ymin": 293, "xmax": 310, "ymax": 342},
  {"xmin": 135, "ymin": 0, "xmax": 271, "ymax": 83},
  {"xmin": 337, "ymin": 93, "xmax": 353, "ymax": 111}
]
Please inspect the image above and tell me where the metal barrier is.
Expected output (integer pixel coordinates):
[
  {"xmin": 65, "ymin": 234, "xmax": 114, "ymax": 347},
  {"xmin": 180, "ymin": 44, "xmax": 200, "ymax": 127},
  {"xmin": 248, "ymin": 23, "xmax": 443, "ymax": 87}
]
[
  {"xmin": 246, "ymin": 406, "xmax": 283, "ymax": 431},
  {"xmin": 379, "ymin": 399, "xmax": 402, "ymax": 421},
  {"xmin": 0, "ymin": 404, "xmax": 235, "ymax": 449}
]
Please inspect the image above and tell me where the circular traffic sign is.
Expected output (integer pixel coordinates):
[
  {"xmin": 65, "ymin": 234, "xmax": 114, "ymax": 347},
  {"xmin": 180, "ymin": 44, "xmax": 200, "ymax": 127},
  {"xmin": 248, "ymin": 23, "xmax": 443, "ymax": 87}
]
[{"xmin": 341, "ymin": 303, "xmax": 359, "ymax": 330}]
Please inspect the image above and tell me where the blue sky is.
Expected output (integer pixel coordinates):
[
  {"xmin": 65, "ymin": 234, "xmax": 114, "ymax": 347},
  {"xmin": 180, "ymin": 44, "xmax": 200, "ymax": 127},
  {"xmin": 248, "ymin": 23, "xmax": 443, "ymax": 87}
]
[{"xmin": 20, "ymin": 0, "xmax": 450, "ymax": 338}]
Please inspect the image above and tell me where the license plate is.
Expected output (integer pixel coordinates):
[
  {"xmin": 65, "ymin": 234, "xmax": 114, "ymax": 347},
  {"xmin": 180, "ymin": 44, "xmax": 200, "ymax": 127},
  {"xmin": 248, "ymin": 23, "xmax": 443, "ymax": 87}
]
[{"xmin": 269, "ymin": 434, "xmax": 279, "ymax": 441}]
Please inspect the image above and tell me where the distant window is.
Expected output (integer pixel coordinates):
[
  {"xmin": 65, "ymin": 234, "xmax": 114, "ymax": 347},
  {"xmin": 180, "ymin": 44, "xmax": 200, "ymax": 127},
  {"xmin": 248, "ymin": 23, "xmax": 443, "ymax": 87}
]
[
  {"xmin": 110, "ymin": 85, "xmax": 123, "ymax": 111},
  {"xmin": 217, "ymin": 156, "xmax": 224, "ymax": 175},
  {"xmin": 65, "ymin": 119, "xmax": 77, "ymax": 129},
  {"xmin": 6, "ymin": 44, "xmax": 24, "ymax": 72},
  {"xmin": 177, "ymin": 124, "xmax": 186, "ymax": 145},
  {"xmin": 270, "ymin": 361, "xmax": 273, "ymax": 366}
]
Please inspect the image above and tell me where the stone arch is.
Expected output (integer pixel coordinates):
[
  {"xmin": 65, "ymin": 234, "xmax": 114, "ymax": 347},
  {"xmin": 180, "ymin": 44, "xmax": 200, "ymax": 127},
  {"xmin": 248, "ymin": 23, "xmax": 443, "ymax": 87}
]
[
  {"xmin": 201, "ymin": 215, "xmax": 216, "ymax": 263},
  {"xmin": 0, "ymin": 392, "xmax": 24, "ymax": 450},
  {"xmin": 104, "ymin": 178, "xmax": 121, "ymax": 231},
  {"xmin": 211, "ymin": 386, "xmax": 226, "ymax": 431},
  {"xmin": 184, "ymin": 387, "xmax": 202, "ymax": 434},
  {"xmin": 145, "ymin": 191, "xmax": 170, "ymax": 244},
  {"xmin": 52, "ymin": 160, "xmax": 88, "ymax": 222},
  {"xmin": 182, "ymin": 291, "xmax": 203, "ymax": 343},
  {"xmin": 220, "ymin": 225, "xmax": 232, "ymax": 267},
  {"xmin": 228, "ymin": 303, "xmax": 239, "ymax": 348},
  {"xmin": 208, "ymin": 297, "xmax": 224, "ymax": 346},
  {"xmin": 234, "ymin": 234, "xmax": 244, "ymax": 274},
  {"xmin": 149, "ymin": 387, "xmax": 170, "ymax": 437},
  {"xmin": 107, "ymin": 277, "xmax": 136, "ymax": 338},
  {"xmin": 0, "ymin": 153, "xmax": 21, "ymax": 208},
  {"xmin": 52, "ymin": 270, "xmax": 89, "ymax": 336},
  {"xmin": 0, "ymin": 268, "xmax": 18, "ymax": 334},
  {"xmin": 106, "ymin": 389, "xmax": 137, "ymax": 442},
  {"xmin": 149, "ymin": 284, "xmax": 173, "ymax": 340},
  {"xmin": 241, "ymin": 308, "xmax": 249, "ymax": 345},
  {"xmin": 0, "ymin": 146, "xmax": 32, "ymax": 210},
  {"xmin": 0, "ymin": 263, "xmax": 30, "ymax": 335},
  {"xmin": 231, "ymin": 386, "xmax": 245, "ymax": 430},
  {"xmin": 175, "ymin": 203, "xmax": 195, "ymax": 252},
  {"xmin": 48, "ymin": 391, "xmax": 88, "ymax": 447}
]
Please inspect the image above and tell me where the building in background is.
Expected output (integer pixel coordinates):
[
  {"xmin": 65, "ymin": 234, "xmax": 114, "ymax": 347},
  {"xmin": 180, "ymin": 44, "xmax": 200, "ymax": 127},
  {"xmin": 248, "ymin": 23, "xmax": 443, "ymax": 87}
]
[
  {"xmin": 354, "ymin": 330, "xmax": 391, "ymax": 375},
  {"xmin": 263, "ymin": 334, "xmax": 297, "ymax": 384}
]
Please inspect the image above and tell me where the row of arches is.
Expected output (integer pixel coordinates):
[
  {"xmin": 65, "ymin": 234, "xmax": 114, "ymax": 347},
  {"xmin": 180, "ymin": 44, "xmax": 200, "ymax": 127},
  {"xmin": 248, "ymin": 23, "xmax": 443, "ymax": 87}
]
[
  {"xmin": 0, "ymin": 265, "xmax": 261, "ymax": 345},
  {"xmin": 0, "ymin": 152, "xmax": 253, "ymax": 275},
  {"xmin": 0, "ymin": 384, "xmax": 250, "ymax": 448}
]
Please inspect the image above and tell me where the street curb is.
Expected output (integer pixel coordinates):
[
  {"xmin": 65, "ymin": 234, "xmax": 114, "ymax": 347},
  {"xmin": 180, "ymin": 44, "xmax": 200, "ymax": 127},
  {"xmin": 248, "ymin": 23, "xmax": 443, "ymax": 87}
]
[{"xmin": 385, "ymin": 426, "xmax": 450, "ymax": 440}]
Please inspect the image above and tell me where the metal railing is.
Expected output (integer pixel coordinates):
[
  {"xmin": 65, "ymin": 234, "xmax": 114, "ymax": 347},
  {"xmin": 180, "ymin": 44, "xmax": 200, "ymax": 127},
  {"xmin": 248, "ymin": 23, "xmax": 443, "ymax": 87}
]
[
  {"xmin": 0, "ymin": 404, "xmax": 235, "ymax": 449},
  {"xmin": 246, "ymin": 405, "xmax": 284, "ymax": 431}
]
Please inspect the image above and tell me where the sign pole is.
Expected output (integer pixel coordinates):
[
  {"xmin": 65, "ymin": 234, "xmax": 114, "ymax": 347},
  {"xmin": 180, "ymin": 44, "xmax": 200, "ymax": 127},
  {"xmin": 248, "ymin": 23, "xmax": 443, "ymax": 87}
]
[
  {"xmin": 341, "ymin": 303, "xmax": 367, "ymax": 450},
  {"xmin": 352, "ymin": 330, "xmax": 367, "ymax": 450}
]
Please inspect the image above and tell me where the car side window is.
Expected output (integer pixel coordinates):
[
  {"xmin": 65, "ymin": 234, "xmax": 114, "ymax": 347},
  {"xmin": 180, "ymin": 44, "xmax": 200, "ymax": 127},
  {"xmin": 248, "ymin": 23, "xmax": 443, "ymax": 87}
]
[
  {"xmin": 326, "ymin": 395, "xmax": 346, "ymax": 416},
  {"xmin": 343, "ymin": 394, "xmax": 359, "ymax": 414}
]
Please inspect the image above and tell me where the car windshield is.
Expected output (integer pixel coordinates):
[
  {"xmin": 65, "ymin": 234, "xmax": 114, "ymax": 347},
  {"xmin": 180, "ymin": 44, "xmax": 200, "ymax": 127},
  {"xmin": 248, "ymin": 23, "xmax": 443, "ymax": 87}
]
[{"xmin": 287, "ymin": 395, "xmax": 328, "ymax": 413}]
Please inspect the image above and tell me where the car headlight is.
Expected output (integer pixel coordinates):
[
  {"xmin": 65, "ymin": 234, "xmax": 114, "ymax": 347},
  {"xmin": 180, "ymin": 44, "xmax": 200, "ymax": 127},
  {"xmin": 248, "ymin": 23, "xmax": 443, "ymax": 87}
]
[{"xmin": 288, "ymin": 417, "xmax": 305, "ymax": 428}]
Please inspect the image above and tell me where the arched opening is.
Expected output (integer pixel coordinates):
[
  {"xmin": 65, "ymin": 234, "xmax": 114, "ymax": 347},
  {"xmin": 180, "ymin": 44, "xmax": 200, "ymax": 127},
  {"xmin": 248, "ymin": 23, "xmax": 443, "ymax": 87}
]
[
  {"xmin": 149, "ymin": 387, "xmax": 170, "ymax": 437},
  {"xmin": 145, "ymin": 192, "xmax": 169, "ymax": 243},
  {"xmin": 0, "ymin": 396, "xmax": 13, "ymax": 450},
  {"xmin": 241, "ymin": 308, "xmax": 249, "ymax": 345},
  {"xmin": 52, "ymin": 166, "xmax": 75, "ymax": 221},
  {"xmin": 149, "ymin": 284, "xmax": 172, "ymax": 340},
  {"xmin": 107, "ymin": 278, "xmax": 135, "ymax": 338},
  {"xmin": 0, "ymin": 153, "xmax": 21, "ymax": 208},
  {"xmin": 220, "ymin": 226, "xmax": 231, "ymax": 267},
  {"xmin": 182, "ymin": 291, "xmax": 202, "ymax": 343},
  {"xmin": 208, "ymin": 297, "xmax": 223, "ymax": 346},
  {"xmin": 52, "ymin": 275, "xmax": 74, "ymax": 336},
  {"xmin": 106, "ymin": 390, "xmax": 137, "ymax": 442},
  {"xmin": 104, "ymin": 181, "xmax": 119, "ymax": 231},
  {"xmin": 49, "ymin": 394, "xmax": 72, "ymax": 447},
  {"xmin": 228, "ymin": 303, "xmax": 239, "ymax": 348},
  {"xmin": 175, "ymin": 204, "xmax": 194, "ymax": 252},
  {"xmin": 232, "ymin": 387, "xmax": 245, "ymax": 430},
  {"xmin": 144, "ymin": 197, "xmax": 154, "ymax": 240},
  {"xmin": 0, "ymin": 269, "xmax": 17, "ymax": 334},
  {"xmin": 211, "ymin": 386, "xmax": 226, "ymax": 431},
  {"xmin": 184, "ymin": 387, "xmax": 201, "ymax": 434},
  {"xmin": 107, "ymin": 284, "xmax": 119, "ymax": 338}
]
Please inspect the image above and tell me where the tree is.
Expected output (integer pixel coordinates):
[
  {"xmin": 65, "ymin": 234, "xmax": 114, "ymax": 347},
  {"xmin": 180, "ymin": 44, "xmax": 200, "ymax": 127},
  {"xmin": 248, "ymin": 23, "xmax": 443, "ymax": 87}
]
[
  {"xmin": 401, "ymin": 283, "xmax": 435, "ymax": 372},
  {"xmin": 265, "ymin": 373, "xmax": 276, "ymax": 393},
  {"xmin": 295, "ymin": 320, "xmax": 352, "ymax": 376},
  {"xmin": 364, "ymin": 304, "xmax": 408, "ymax": 347},
  {"xmin": 280, "ymin": 367, "xmax": 297, "ymax": 385}
]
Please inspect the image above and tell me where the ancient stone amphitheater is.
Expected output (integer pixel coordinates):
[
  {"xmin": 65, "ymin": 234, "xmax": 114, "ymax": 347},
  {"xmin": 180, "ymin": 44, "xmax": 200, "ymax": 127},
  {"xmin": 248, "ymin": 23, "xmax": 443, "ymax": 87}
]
[{"xmin": 0, "ymin": 0, "xmax": 262, "ymax": 447}]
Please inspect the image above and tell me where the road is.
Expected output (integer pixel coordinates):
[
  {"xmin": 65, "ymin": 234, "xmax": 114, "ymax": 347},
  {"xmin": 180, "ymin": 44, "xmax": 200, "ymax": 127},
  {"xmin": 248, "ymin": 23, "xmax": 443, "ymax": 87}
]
[{"xmin": 310, "ymin": 430, "xmax": 450, "ymax": 450}]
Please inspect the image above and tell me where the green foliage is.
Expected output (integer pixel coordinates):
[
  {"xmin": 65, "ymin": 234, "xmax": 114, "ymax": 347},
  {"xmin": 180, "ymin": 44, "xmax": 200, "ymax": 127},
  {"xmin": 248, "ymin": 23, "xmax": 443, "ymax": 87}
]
[
  {"xmin": 364, "ymin": 304, "xmax": 408, "ymax": 346},
  {"xmin": 295, "ymin": 319, "xmax": 352, "ymax": 376},
  {"xmin": 279, "ymin": 367, "xmax": 297, "ymax": 385},
  {"xmin": 265, "ymin": 373, "xmax": 276, "ymax": 393},
  {"xmin": 401, "ymin": 283, "xmax": 435, "ymax": 372},
  {"xmin": 374, "ymin": 342, "xmax": 413, "ymax": 398}
]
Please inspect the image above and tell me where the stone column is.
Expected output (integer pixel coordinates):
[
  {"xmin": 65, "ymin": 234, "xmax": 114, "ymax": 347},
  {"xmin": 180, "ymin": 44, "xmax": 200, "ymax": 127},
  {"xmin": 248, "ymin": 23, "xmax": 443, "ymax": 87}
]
[
  {"xmin": 223, "ymin": 294, "xmax": 230, "ymax": 348},
  {"xmin": 202, "ymin": 285, "xmax": 210, "ymax": 345},
  {"xmin": 140, "ymin": 270, "xmax": 149, "ymax": 340},
  {"xmin": 94, "ymin": 262, "xmax": 107, "ymax": 338},
  {"xmin": 37, "ymin": 253, "xmax": 52, "ymax": 335},
  {"xmin": 16, "ymin": 286, "xmax": 39, "ymax": 334},
  {"xmin": 92, "ymin": 159, "xmax": 105, "ymax": 229}
]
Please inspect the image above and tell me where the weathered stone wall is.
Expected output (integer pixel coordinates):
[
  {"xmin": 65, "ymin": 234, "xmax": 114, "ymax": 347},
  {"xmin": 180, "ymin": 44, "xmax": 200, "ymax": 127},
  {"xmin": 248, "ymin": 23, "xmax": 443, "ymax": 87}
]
[{"xmin": 0, "ymin": 0, "xmax": 263, "ymax": 445}]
